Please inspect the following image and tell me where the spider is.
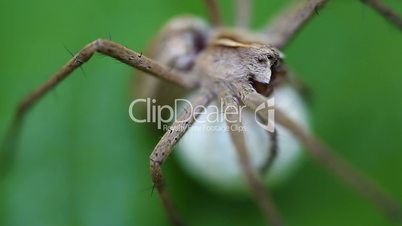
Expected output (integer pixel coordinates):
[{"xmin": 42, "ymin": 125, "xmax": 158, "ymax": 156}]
[{"xmin": 1, "ymin": 0, "xmax": 402, "ymax": 226}]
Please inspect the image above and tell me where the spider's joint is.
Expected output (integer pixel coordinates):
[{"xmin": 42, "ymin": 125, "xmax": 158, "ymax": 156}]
[
  {"xmin": 150, "ymin": 157, "xmax": 163, "ymax": 166},
  {"xmin": 73, "ymin": 55, "xmax": 84, "ymax": 65},
  {"xmin": 94, "ymin": 38, "xmax": 103, "ymax": 48}
]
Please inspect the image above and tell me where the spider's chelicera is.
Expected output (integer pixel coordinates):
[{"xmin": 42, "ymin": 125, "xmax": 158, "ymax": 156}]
[{"xmin": 2, "ymin": 1, "xmax": 402, "ymax": 226}]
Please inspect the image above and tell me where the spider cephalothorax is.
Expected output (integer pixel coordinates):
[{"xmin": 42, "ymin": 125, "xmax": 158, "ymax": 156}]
[{"xmin": 196, "ymin": 36, "xmax": 281, "ymax": 84}]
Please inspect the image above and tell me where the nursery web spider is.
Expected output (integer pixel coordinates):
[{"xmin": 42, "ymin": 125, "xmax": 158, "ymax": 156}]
[{"xmin": 2, "ymin": 0, "xmax": 402, "ymax": 226}]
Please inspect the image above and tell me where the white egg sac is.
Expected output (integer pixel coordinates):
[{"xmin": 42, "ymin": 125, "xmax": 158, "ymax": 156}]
[{"xmin": 176, "ymin": 85, "xmax": 310, "ymax": 194}]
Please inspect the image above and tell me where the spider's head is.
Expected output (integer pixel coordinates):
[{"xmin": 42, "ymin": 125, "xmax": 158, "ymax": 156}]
[
  {"xmin": 206, "ymin": 36, "xmax": 282, "ymax": 84},
  {"xmin": 240, "ymin": 43, "xmax": 281, "ymax": 84}
]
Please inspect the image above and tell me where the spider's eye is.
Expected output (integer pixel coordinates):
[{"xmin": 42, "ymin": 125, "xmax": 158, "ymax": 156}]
[{"xmin": 267, "ymin": 54, "xmax": 274, "ymax": 60}]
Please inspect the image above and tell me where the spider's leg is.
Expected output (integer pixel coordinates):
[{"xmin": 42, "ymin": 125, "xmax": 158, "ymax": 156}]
[
  {"xmin": 150, "ymin": 89, "xmax": 214, "ymax": 226},
  {"xmin": 260, "ymin": 130, "xmax": 278, "ymax": 175},
  {"xmin": 260, "ymin": 68, "xmax": 309, "ymax": 174},
  {"xmin": 203, "ymin": 0, "xmax": 222, "ymax": 27},
  {"xmin": 362, "ymin": 0, "xmax": 402, "ymax": 30},
  {"xmin": 237, "ymin": 84, "xmax": 402, "ymax": 223},
  {"xmin": 1, "ymin": 39, "xmax": 196, "ymax": 175},
  {"xmin": 220, "ymin": 88, "xmax": 284, "ymax": 226},
  {"xmin": 16, "ymin": 39, "xmax": 195, "ymax": 121},
  {"xmin": 262, "ymin": 0, "xmax": 328, "ymax": 49},
  {"xmin": 235, "ymin": 0, "xmax": 252, "ymax": 29},
  {"xmin": 274, "ymin": 109, "xmax": 402, "ymax": 223}
]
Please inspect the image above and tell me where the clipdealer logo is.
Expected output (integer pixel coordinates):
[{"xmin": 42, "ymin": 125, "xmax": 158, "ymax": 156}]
[{"xmin": 128, "ymin": 97, "xmax": 275, "ymax": 132}]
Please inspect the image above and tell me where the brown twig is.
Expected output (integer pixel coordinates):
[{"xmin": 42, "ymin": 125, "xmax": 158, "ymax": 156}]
[{"xmin": 362, "ymin": 0, "xmax": 402, "ymax": 30}]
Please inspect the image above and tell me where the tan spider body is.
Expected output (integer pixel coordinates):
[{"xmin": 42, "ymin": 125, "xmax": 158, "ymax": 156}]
[{"xmin": 137, "ymin": 16, "xmax": 310, "ymax": 192}]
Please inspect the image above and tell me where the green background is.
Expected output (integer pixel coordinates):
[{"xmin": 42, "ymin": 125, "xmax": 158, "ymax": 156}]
[{"xmin": 0, "ymin": 0, "xmax": 401, "ymax": 225}]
